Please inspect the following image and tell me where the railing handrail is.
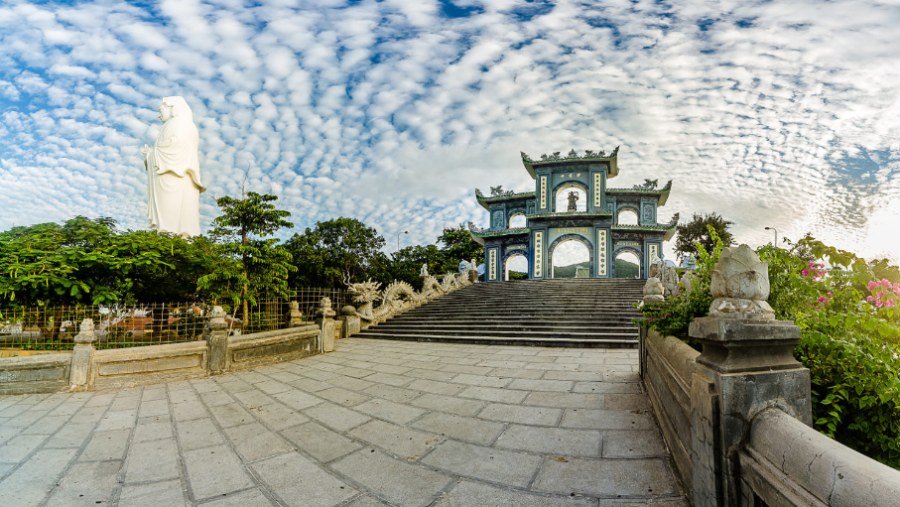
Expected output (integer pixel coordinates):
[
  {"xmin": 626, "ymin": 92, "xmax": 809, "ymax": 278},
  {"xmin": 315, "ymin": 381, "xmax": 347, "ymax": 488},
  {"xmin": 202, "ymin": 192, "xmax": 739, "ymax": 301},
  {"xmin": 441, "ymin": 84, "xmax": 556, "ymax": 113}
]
[{"xmin": 743, "ymin": 407, "xmax": 900, "ymax": 505}]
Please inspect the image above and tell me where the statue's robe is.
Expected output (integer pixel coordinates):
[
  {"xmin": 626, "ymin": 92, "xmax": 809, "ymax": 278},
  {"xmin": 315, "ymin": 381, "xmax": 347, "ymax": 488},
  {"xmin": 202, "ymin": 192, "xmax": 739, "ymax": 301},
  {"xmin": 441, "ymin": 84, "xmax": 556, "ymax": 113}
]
[{"xmin": 145, "ymin": 96, "xmax": 205, "ymax": 237}]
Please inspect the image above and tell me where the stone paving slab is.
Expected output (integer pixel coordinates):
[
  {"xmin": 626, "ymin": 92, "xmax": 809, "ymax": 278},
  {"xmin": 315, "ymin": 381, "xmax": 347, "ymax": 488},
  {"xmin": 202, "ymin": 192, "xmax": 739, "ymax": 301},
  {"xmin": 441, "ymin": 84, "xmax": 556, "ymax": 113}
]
[{"xmin": 0, "ymin": 338, "xmax": 684, "ymax": 506}]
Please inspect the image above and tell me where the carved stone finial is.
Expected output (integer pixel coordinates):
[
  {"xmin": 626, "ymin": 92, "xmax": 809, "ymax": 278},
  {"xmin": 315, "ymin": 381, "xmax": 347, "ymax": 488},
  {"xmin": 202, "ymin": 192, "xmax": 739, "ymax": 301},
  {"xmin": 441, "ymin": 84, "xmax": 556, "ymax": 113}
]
[
  {"xmin": 74, "ymin": 318, "xmax": 96, "ymax": 345},
  {"xmin": 208, "ymin": 305, "xmax": 228, "ymax": 330},
  {"xmin": 317, "ymin": 297, "xmax": 337, "ymax": 319},
  {"xmin": 643, "ymin": 277, "xmax": 665, "ymax": 303},
  {"xmin": 708, "ymin": 245, "xmax": 774, "ymax": 320},
  {"xmin": 287, "ymin": 301, "xmax": 303, "ymax": 326}
]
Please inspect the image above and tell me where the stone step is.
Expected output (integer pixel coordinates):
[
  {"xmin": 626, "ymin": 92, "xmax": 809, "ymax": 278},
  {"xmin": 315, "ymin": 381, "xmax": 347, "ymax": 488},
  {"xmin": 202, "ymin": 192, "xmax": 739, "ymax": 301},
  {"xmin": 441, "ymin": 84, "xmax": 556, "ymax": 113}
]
[
  {"xmin": 353, "ymin": 331, "xmax": 638, "ymax": 348},
  {"xmin": 360, "ymin": 327, "xmax": 638, "ymax": 340},
  {"xmin": 353, "ymin": 279, "xmax": 645, "ymax": 348}
]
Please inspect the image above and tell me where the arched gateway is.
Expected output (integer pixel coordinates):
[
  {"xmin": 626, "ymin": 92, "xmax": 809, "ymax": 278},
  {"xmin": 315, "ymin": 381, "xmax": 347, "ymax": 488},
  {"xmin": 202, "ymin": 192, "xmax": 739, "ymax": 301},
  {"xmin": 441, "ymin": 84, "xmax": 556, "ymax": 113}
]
[{"xmin": 470, "ymin": 148, "xmax": 678, "ymax": 281}]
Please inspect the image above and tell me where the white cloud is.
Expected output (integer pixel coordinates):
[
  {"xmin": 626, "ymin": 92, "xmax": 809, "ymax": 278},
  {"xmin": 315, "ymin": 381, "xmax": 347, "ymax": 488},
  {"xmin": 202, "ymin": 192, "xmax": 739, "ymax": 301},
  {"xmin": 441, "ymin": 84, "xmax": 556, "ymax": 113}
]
[{"xmin": 0, "ymin": 0, "xmax": 897, "ymax": 266}]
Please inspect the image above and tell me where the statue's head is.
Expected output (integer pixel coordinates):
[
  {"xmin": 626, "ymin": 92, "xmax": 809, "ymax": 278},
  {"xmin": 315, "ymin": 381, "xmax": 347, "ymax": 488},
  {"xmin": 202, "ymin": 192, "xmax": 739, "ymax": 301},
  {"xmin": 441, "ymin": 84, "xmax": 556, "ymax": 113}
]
[{"xmin": 159, "ymin": 96, "xmax": 193, "ymax": 123}]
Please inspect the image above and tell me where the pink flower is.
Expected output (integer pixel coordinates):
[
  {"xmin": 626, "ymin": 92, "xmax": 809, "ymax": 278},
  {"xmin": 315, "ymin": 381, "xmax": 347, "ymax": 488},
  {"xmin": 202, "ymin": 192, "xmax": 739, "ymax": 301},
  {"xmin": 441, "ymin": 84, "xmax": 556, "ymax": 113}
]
[
  {"xmin": 801, "ymin": 269, "xmax": 809, "ymax": 277},
  {"xmin": 868, "ymin": 280, "xmax": 878, "ymax": 291}
]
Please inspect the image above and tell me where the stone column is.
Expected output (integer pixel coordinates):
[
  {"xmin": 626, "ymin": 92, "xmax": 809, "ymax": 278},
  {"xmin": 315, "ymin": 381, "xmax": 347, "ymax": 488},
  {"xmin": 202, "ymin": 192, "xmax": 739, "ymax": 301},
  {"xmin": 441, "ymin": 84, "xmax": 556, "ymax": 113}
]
[
  {"xmin": 687, "ymin": 245, "xmax": 811, "ymax": 506},
  {"xmin": 69, "ymin": 319, "xmax": 96, "ymax": 390},
  {"xmin": 315, "ymin": 297, "xmax": 337, "ymax": 353},
  {"xmin": 339, "ymin": 305, "xmax": 361, "ymax": 338},
  {"xmin": 286, "ymin": 301, "xmax": 303, "ymax": 327},
  {"xmin": 205, "ymin": 306, "xmax": 229, "ymax": 374}
]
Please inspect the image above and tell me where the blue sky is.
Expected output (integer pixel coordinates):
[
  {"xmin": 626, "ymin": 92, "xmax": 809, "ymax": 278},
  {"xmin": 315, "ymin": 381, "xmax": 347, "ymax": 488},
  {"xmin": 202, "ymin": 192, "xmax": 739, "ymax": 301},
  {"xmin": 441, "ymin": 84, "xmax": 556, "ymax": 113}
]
[{"xmin": 1, "ymin": 0, "xmax": 899, "ymax": 262}]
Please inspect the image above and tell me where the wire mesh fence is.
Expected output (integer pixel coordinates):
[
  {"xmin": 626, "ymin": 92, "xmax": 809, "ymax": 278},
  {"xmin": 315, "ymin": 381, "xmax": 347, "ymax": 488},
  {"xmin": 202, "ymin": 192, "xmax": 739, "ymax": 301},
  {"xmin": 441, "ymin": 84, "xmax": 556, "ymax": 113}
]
[
  {"xmin": 0, "ymin": 287, "xmax": 352, "ymax": 352},
  {"xmin": 0, "ymin": 302, "xmax": 211, "ymax": 352}
]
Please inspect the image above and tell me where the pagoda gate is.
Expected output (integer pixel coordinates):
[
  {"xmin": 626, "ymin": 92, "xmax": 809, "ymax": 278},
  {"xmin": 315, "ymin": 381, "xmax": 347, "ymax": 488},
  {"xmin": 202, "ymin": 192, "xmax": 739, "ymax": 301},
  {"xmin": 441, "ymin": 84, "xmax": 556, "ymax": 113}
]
[{"xmin": 469, "ymin": 148, "xmax": 678, "ymax": 281}]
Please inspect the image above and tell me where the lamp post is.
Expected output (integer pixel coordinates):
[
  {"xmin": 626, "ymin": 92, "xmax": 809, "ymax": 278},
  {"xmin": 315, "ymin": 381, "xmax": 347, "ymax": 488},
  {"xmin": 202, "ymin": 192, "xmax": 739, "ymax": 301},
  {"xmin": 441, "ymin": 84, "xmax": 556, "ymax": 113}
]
[
  {"xmin": 397, "ymin": 230, "xmax": 408, "ymax": 251},
  {"xmin": 764, "ymin": 227, "xmax": 778, "ymax": 248}
]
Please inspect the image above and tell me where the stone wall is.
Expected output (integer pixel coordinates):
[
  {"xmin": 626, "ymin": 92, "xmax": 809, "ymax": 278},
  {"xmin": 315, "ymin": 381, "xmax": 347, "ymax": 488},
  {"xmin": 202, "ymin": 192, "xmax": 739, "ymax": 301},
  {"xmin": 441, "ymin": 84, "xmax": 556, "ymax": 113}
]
[
  {"xmin": 741, "ymin": 408, "xmax": 900, "ymax": 506},
  {"xmin": 225, "ymin": 326, "xmax": 319, "ymax": 371},
  {"xmin": 643, "ymin": 330, "xmax": 698, "ymax": 493},
  {"xmin": 0, "ymin": 353, "xmax": 72, "ymax": 395},
  {"xmin": 641, "ymin": 245, "xmax": 900, "ymax": 506},
  {"xmin": 0, "ymin": 313, "xmax": 331, "ymax": 394},
  {"xmin": 643, "ymin": 328, "xmax": 900, "ymax": 506}
]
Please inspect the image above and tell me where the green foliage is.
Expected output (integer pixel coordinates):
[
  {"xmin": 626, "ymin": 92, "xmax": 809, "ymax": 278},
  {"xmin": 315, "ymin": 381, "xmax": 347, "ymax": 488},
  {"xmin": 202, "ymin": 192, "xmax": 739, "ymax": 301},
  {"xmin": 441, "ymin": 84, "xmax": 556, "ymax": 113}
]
[
  {"xmin": 552, "ymin": 261, "xmax": 590, "ymax": 278},
  {"xmin": 615, "ymin": 258, "xmax": 639, "ymax": 278},
  {"xmin": 0, "ymin": 217, "xmax": 209, "ymax": 306},
  {"xmin": 388, "ymin": 224, "xmax": 484, "ymax": 286},
  {"xmin": 760, "ymin": 234, "xmax": 900, "ymax": 468},
  {"xmin": 674, "ymin": 212, "xmax": 734, "ymax": 260},
  {"xmin": 285, "ymin": 217, "xmax": 389, "ymax": 288},
  {"xmin": 640, "ymin": 226, "xmax": 724, "ymax": 339},
  {"xmin": 198, "ymin": 192, "xmax": 295, "ymax": 314},
  {"xmin": 389, "ymin": 244, "xmax": 447, "ymax": 289},
  {"xmin": 437, "ymin": 225, "xmax": 484, "ymax": 268}
]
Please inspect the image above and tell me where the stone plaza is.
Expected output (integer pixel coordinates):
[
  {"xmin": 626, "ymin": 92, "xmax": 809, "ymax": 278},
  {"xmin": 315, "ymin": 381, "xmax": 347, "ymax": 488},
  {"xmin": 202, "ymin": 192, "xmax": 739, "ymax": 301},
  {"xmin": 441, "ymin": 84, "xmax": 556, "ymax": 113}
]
[{"xmin": 0, "ymin": 338, "xmax": 685, "ymax": 506}]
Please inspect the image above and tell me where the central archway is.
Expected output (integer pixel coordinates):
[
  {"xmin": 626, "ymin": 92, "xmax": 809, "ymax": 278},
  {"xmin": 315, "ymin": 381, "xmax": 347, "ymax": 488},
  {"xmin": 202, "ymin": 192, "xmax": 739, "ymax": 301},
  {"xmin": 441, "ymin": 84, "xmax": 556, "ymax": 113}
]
[{"xmin": 550, "ymin": 236, "xmax": 592, "ymax": 278}]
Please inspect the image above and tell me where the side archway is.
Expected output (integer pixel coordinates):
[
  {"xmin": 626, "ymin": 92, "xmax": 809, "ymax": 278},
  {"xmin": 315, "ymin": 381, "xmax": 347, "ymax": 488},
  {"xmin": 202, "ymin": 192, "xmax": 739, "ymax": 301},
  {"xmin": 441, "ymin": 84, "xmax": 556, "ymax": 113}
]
[
  {"xmin": 504, "ymin": 251, "xmax": 528, "ymax": 280},
  {"xmin": 617, "ymin": 206, "xmax": 639, "ymax": 225},
  {"xmin": 509, "ymin": 212, "xmax": 527, "ymax": 229},
  {"xmin": 614, "ymin": 248, "xmax": 642, "ymax": 278}
]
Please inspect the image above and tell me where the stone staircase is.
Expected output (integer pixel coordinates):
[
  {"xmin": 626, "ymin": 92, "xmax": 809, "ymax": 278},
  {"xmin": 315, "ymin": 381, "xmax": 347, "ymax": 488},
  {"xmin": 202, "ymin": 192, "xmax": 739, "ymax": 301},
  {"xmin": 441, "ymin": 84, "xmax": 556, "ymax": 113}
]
[{"xmin": 355, "ymin": 279, "xmax": 644, "ymax": 347}]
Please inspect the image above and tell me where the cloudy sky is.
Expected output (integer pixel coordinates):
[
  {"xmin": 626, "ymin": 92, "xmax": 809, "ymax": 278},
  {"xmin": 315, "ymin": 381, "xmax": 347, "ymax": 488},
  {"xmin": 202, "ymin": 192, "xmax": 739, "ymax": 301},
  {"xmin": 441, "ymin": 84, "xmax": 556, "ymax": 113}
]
[{"xmin": 1, "ymin": 0, "xmax": 899, "ymax": 263}]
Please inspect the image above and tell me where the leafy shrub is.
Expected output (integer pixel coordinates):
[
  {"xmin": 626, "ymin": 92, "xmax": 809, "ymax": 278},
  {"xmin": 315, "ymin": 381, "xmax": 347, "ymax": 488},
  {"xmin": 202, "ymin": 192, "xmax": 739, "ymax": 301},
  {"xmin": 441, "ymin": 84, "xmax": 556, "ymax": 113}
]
[
  {"xmin": 639, "ymin": 226, "xmax": 724, "ymax": 340},
  {"xmin": 798, "ymin": 312, "xmax": 900, "ymax": 468},
  {"xmin": 761, "ymin": 237, "xmax": 900, "ymax": 469},
  {"xmin": 647, "ymin": 232, "xmax": 900, "ymax": 469}
]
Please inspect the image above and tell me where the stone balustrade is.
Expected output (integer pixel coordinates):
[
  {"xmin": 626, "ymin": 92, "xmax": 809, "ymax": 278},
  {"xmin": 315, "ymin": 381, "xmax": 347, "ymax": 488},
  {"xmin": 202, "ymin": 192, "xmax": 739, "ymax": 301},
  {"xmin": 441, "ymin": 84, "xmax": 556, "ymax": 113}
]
[
  {"xmin": 0, "ymin": 299, "xmax": 338, "ymax": 394},
  {"xmin": 641, "ymin": 245, "xmax": 900, "ymax": 506}
]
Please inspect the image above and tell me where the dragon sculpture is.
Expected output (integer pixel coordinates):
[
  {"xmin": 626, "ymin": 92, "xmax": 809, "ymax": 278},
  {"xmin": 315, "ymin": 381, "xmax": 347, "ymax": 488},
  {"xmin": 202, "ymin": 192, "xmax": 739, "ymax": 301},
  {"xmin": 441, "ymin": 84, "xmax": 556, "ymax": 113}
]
[{"xmin": 344, "ymin": 270, "xmax": 474, "ymax": 327}]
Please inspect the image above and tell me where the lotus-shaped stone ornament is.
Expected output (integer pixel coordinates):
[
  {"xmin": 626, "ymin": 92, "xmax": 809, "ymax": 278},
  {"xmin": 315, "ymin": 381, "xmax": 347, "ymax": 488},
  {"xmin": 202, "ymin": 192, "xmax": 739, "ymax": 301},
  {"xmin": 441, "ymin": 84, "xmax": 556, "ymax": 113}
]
[
  {"xmin": 708, "ymin": 245, "xmax": 775, "ymax": 320},
  {"xmin": 710, "ymin": 245, "xmax": 770, "ymax": 300}
]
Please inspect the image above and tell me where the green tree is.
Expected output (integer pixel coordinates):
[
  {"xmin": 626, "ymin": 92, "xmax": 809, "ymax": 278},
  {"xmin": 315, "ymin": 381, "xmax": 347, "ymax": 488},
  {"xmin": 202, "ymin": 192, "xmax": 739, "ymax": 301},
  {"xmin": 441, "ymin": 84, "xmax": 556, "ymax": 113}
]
[
  {"xmin": 0, "ymin": 217, "xmax": 187, "ymax": 306},
  {"xmin": 674, "ymin": 213, "xmax": 734, "ymax": 260},
  {"xmin": 437, "ymin": 225, "xmax": 484, "ymax": 272},
  {"xmin": 640, "ymin": 226, "xmax": 725, "ymax": 339},
  {"xmin": 123, "ymin": 232, "xmax": 217, "ymax": 303},
  {"xmin": 285, "ymin": 218, "xmax": 388, "ymax": 288},
  {"xmin": 198, "ymin": 192, "xmax": 295, "ymax": 323},
  {"xmin": 389, "ymin": 245, "xmax": 447, "ymax": 289}
]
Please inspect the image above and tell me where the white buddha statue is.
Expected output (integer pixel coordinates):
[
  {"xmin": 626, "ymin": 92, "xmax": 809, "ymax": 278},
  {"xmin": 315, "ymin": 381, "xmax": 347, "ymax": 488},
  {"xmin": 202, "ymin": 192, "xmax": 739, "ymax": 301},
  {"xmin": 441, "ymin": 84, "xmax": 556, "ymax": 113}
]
[{"xmin": 142, "ymin": 96, "xmax": 205, "ymax": 236}]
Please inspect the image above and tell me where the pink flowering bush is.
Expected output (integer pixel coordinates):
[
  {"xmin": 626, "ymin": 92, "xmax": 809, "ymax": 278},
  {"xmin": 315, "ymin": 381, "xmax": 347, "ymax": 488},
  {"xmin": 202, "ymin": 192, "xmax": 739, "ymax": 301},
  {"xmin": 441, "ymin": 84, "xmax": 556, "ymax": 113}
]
[
  {"xmin": 758, "ymin": 235, "xmax": 900, "ymax": 469},
  {"xmin": 867, "ymin": 278, "xmax": 900, "ymax": 309}
]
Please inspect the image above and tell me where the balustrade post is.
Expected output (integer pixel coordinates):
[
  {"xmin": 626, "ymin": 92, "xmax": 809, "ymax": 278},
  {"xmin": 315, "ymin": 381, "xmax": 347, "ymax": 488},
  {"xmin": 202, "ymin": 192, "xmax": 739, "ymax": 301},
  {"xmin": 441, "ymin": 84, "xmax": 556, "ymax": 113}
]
[
  {"xmin": 69, "ymin": 319, "xmax": 95, "ymax": 390},
  {"xmin": 205, "ymin": 306, "xmax": 229, "ymax": 374},
  {"xmin": 687, "ymin": 245, "xmax": 811, "ymax": 506},
  {"xmin": 315, "ymin": 297, "xmax": 337, "ymax": 353},
  {"xmin": 286, "ymin": 301, "xmax": 303, "ymax": 327}
]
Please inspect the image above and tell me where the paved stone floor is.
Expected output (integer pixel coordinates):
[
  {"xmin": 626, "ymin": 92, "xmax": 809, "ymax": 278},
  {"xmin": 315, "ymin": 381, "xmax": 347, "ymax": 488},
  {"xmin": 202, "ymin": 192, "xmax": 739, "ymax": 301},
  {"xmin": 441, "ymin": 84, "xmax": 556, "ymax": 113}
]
[{"xmin": 0, "ymin": 339, "xmax": 686, "ymax": 506}]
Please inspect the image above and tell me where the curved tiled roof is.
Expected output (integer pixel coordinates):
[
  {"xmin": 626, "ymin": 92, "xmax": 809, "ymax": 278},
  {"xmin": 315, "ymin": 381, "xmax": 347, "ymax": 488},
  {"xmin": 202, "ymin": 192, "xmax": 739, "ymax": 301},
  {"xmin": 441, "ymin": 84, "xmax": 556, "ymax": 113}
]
[{"xmin": 520, "ymin": 147, "xmax": 620, "ymax": 179}]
